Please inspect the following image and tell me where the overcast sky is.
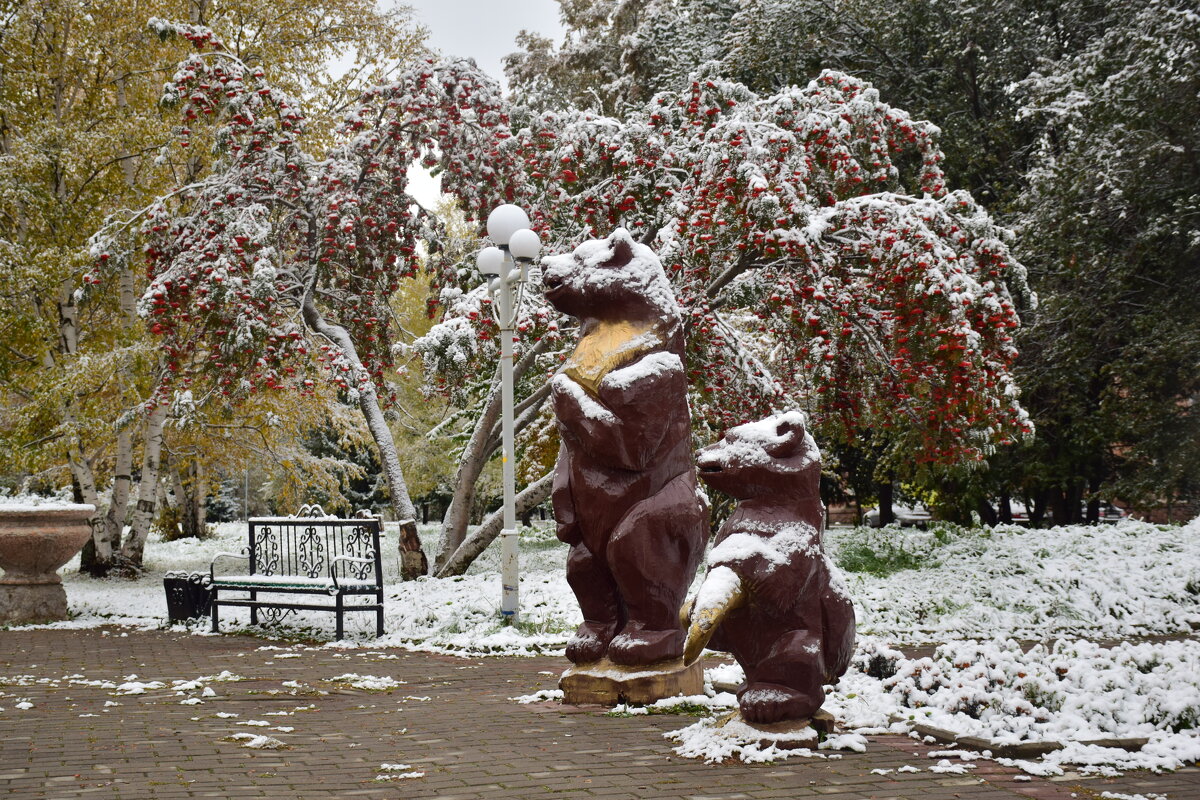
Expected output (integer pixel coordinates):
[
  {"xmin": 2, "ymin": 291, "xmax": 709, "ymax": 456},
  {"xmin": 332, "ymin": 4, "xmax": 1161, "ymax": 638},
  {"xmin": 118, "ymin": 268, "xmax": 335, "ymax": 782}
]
[{"xmin": 402, "ymin": 0, "xmax": 565, "ymax": 88}]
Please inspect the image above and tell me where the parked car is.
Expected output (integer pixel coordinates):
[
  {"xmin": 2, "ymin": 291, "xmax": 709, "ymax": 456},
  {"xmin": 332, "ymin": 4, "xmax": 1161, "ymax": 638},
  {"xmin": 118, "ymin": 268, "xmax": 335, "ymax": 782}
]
[{"xmin": 863, "ymin": 503, "xmax": 933, "ymax": 528}]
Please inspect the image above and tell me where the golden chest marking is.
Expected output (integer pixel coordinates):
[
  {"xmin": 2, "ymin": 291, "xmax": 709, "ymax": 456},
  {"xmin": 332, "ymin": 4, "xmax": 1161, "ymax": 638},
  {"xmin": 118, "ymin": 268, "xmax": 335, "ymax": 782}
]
[{"xmin": 563, "ymin": 319, "xmax": 671, "ymax": 396}]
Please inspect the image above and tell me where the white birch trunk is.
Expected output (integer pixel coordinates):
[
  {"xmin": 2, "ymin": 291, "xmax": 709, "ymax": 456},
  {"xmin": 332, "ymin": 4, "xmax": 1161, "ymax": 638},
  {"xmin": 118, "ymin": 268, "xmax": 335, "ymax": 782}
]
[
  {"xmin": 66, "ymin": 442, "xmax": 99, "ymax": 508},
  {"xmin": 57, "ymin": 279, "xmax": 78, "ymax": 355},
  {"xmin": 86, "ymin": 72, "xmax": 139, "ymax": 564},
  {"xmin": 66, "ymin": 432, "xmax": 101, "ymax": 550},
  {"xmin": 98, "ymin": 426, "xmax": 133, "ymax": 561},
  {"xmin": 192, "ymin": 460, "xmax": 207, "ymax": 536},
  {"xmin": 120, "ymin": 403, "xmax": 168, "ymax": 567}
]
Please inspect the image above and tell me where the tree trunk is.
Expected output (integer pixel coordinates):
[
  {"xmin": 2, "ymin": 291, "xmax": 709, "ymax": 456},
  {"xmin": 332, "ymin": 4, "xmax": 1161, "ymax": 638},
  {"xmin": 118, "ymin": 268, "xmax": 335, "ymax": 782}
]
[
  {"xmin": 878, "ymin": 481, "xmax": 895, "ymax": 526},
  {"xmin": 1085, "ymin": 475, "xmax": 1101, "ymax": 524},
  {"xmin": 1065, "ymin": 482, "xmax": 1084, "ymax": 525},
  {"xmin": 1049, "ymin": 488, "xmax": 1069, "ymax": 527},
  {"xmin": 397, "ymin": 520, "xmax": 426, "ymax": 581},
  {"xmin": 434, "ymin": 363, "xmax": 504, "ymax": 572},
  {"xmin": 193, "ymin": 461, "xmax": 207, "ymax": 536},
  {"xmin": 98, "ymin": 425, "xmax": 134, "ymax": 562},
  {"xmin": 1031, "ymin": 490, "xmax": 1048, "ymax": 527},
  {"xmin": 977, "ymin": 497, "xmax": 998, "ymax": 527},
  {"xmin": 58, "ymin": 278, "xmax": 79, "ymax": 355},
  {"xmin": 90, "ymin": 72, "xmax": 141, "ymax": 561},
  {"xmin": 175, "ymin": 459, "xmax": 208, "ymax": 539},
  {"xmin": 436, "ymin": 471, "xmax": 554, "ymax": 577},
  {"xmin": 434, "ymin": 337, "xmax": 552, "ymax": 572},
  {"xmin": 301, "ymin": 295, "xmax": 424, "ymax": 577},
  {"xmin": 120, "ymin": 403, "xmax": 169, "ymax": 570},
  {"xmin": 998, "ymin": 493, "xmax": 1013, "ymax": 525},
  {"xmin": 68, "ymin": 438, "xmax": 105, "ymax": 576}
]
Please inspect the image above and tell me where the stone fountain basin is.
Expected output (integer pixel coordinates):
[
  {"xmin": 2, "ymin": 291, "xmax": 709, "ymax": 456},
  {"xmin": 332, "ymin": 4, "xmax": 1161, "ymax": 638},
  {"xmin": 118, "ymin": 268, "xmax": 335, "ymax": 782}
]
[{"xmin": 0, "ymin": 505, "xmax": 95, "ymax": 585}]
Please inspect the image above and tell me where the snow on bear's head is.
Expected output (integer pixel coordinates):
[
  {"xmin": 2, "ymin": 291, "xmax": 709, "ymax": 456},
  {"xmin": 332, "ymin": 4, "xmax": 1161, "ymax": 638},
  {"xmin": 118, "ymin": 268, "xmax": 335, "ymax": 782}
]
[
  {"xmin": 541, "ymin": 228, "xmax": 679, "ymax": 323},
  {"xmin": 695, "ymin": 411, "xmax": 822, "ymax": 501}
]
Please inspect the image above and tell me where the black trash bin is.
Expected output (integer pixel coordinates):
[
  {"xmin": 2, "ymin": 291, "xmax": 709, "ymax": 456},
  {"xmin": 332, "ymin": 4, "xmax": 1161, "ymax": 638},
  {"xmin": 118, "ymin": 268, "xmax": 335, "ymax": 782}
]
[{"xmin": 164, "ymin": 571, "xmax": 214, "ymax": 623}]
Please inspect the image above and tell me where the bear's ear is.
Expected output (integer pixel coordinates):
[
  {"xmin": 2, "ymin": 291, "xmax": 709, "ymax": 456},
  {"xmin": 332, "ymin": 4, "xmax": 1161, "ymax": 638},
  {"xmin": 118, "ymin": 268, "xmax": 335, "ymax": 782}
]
[
  {"xmin": 764, "ymin": 414, "xmax": 807, "ymax": 458},
  {"xmin": 598, "ymin": 237, "xmax": 634, "ymax": 269}
]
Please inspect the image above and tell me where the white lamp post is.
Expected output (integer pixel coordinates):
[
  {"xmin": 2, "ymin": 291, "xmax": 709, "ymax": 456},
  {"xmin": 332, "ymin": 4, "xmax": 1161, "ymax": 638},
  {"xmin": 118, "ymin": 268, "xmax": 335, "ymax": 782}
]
[{"xmin": 477, "ymin": 204, "xmax": 541, "ymax": 624}]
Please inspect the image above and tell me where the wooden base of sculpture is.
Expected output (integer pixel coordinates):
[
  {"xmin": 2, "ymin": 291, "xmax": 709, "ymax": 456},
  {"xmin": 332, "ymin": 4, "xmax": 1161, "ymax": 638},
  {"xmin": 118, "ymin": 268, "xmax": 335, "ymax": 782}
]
[{"xmin": 560, "ymin": 657, "xmax": 704, "ymax": 706}]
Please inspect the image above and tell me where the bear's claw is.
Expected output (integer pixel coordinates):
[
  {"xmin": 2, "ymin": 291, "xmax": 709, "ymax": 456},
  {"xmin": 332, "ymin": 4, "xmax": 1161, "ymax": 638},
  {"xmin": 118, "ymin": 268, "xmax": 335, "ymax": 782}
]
[
  {"xmin": 566, "ymin": 621, "xmax": 617, "ymax": 664},
  {"xmin": 607, "ymin": 626, "xmax": 683, "ymax": 666}
]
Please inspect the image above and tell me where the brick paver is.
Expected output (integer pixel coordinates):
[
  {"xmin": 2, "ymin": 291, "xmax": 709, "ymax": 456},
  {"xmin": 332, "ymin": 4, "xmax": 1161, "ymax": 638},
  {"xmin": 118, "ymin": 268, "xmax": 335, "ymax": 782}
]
[{"xmin": 0, "ymin": 627, "xmax": 1196, "ymax": 799}]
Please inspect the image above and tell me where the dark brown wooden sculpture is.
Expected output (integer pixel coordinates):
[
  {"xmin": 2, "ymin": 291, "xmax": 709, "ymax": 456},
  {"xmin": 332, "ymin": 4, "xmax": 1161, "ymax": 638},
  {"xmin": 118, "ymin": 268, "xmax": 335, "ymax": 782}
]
[
  {"xmin": 684, "ymin": 411, "xmax": 856, "ymax": 724},
  {"xmin": 543, "ymin": 228, "xmax": 708, "ymax": 669}
]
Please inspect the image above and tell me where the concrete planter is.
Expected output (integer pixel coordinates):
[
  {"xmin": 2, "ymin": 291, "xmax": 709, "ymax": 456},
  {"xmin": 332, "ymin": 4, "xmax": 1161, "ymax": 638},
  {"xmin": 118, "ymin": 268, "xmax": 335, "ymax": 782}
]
[{"xmin": 0, "ymin": 505, "xmax": 94, "ymax": 624}]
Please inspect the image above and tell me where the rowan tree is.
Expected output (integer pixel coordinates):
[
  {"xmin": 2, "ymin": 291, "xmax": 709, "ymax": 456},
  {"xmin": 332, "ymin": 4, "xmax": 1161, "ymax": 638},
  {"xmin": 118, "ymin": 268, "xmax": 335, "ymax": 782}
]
[
  {"xmin": 505, "ymin": 0, "xmax": 1200, "ymax": 523},
  {"xmin": 86, "ymin": 35, "xmax": 521, "ymax": 575},
  {"xmin": 85, "ymin": 29, "xmax": 1032, "ymax": 573},
  {"xmin": 413, "ymin": 65, "xmax": 1033, "ymax": 572}
]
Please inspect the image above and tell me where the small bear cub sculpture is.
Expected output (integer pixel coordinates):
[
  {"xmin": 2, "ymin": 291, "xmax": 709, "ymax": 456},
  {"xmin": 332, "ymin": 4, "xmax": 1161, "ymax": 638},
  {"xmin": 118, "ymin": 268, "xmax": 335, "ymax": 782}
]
[
  {"xmin": 685, "ymin": 411, "xmax": 856, "ymax": 724},
  {"xmin": 542, "ymin": 228, "xmax": 708, "ymax": 667}
]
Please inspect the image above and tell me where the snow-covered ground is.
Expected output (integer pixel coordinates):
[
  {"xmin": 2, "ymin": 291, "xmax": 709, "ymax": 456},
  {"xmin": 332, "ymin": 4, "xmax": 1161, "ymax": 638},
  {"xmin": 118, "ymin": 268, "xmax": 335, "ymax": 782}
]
[{"xmin": 8, "ymin": 513, "xmax": 1200, "ymax": 772}]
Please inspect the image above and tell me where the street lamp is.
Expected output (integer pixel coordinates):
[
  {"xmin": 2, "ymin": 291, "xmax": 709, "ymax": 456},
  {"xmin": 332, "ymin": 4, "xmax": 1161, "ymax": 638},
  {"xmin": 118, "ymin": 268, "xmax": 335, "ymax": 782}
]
[{"xmin": 476, "ymin": 204, "xmax": 541, "ymax": 624}]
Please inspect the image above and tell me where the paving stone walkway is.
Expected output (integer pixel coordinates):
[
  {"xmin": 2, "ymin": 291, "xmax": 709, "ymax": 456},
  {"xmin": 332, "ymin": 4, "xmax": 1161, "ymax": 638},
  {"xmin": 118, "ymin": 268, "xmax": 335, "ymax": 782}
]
[{"xmin": 0, "ymin": 627, "xmax": 1196, "ymax": 799}]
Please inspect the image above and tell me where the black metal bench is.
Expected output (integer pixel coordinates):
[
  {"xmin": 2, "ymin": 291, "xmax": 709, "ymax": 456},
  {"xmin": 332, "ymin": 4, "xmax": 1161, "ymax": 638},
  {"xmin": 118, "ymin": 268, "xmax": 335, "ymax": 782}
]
[{"xmin": 209, "ymin": 506, "xmax": 384, "ymax": 639}]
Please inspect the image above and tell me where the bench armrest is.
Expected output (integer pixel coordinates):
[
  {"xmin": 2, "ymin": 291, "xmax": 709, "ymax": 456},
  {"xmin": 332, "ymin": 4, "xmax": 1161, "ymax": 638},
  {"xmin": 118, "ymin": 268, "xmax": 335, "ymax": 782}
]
[
  {"xmin": 211, "ymin": 550, "xmax": 250, "ymax": 582},
  {"xmin": 328, "ymin": 555, "xmax": 378, "ymax": 591}
]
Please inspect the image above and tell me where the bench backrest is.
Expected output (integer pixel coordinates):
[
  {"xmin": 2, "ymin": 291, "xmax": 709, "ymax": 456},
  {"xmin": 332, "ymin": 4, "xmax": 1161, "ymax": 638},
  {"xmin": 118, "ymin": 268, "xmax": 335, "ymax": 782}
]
[{"xmin": 247, "ymin": 514, "xmax": 383, "ymax": 586}]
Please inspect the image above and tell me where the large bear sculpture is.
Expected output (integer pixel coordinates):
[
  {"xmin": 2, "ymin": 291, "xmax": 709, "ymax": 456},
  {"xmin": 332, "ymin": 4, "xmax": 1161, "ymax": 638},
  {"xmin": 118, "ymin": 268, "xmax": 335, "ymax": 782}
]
[
  {"xmin": 543, "ymin": 228, "xmax": 708, "ymax": 667},
  {"xmin": 685, "ymin": 411, "xmax": 856, "ymax": 724}
]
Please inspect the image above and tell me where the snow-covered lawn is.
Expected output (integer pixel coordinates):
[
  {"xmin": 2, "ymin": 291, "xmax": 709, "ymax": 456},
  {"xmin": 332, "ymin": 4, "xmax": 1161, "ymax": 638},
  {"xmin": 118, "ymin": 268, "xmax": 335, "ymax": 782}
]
[
  {"xmin": 49, "ymin": 517, "xmax": 1200, "ymax": 651},
  {"xmin": 11, "ymin": 515, "xmax": 1200, "ymax": 772}
]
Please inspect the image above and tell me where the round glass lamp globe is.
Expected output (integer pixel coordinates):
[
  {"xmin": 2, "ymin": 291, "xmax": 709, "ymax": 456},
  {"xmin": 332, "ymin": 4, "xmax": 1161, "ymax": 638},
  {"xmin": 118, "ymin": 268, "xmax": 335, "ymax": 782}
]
[
  {"xmin": 508, "ymin": 228, "xmax": 541, "ymax": 261},
  {"xmin": 476, "ymin": 246, "xmax": 504, "ymax": 276},
  {"xmin": 487, "ymin": 204, "xmax": 531, "ymax": 245}
]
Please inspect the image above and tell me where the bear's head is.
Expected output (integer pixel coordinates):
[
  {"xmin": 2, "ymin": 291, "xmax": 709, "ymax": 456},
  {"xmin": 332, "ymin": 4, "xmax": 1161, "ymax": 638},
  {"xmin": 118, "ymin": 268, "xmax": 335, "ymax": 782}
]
[
  {"xmin": 695, "ymin": 411, "xmax": 821, "ymax": 501},
  {"xmin": 541, "ymin": 228, "xmax": 679, "ymax": 324}
]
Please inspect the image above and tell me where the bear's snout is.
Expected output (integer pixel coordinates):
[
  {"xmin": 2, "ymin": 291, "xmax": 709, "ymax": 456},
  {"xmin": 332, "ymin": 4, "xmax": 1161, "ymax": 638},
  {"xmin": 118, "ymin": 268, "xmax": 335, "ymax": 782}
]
[
  {"xmin": 695, "ymin": 447, "xmax": 724, "ymax": 474},
  {"xmin": 541, "ymin": 267, "xmax": 570, "ymax": 308}
]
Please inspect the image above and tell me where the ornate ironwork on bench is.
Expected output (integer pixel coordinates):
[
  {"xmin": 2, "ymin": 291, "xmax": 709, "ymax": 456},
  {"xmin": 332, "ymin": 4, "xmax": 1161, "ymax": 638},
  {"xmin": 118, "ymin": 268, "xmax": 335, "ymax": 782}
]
[{"xmin": 209, "ymin": 505, "xmax": 385, "ymax": 639}]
